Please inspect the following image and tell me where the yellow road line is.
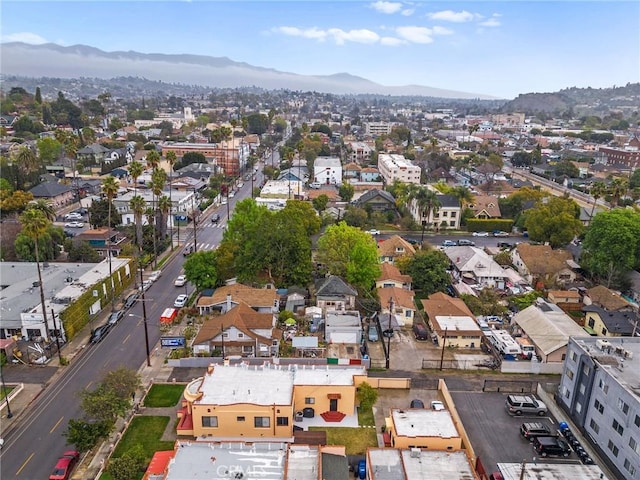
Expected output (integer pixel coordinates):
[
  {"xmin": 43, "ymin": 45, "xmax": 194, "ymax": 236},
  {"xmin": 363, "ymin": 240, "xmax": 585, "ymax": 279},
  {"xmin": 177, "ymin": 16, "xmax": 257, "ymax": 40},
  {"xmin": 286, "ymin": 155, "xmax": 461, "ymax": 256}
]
[
  {"xmin": 16, "ymin": 452, "xmax": 34, "ymax": 476},
  {"xmin": 50, "ymin": 415, "xmax": 64, "ymax": 434}
]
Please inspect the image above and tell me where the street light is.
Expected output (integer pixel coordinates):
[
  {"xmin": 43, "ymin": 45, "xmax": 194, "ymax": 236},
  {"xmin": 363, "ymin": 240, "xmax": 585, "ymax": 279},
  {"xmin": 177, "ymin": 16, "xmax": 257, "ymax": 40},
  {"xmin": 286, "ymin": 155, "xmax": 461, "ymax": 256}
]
[{"xmin": 133, "ymin": 266, "xmax": 151, "ymax": 367}]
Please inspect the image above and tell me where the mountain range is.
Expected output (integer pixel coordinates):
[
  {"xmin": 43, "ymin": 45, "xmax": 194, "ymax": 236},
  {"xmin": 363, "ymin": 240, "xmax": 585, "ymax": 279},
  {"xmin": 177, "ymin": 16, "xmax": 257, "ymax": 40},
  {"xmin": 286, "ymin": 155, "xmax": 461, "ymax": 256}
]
[{"xmin": 0, "ymin": 42, "xmax": 497, "ymax": 100}]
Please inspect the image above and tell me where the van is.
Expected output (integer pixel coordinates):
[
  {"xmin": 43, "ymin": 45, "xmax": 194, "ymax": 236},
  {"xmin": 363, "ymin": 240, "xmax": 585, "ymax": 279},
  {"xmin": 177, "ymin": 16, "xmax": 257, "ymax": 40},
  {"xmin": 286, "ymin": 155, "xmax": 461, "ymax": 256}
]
[
  {"xmin": 309, "ymin": 182, "xmax": 322, "ymax": 189},
  {"xmin": 506, "ymin": 395, "xmax": 548, "ymax": 416},
  {"xmin": 368, "ymin": 325, "xmax": 379, "ymax": 342},
  {"xmin": 413, "ymin": 323, "xmax": 429, "ymax": 341}
]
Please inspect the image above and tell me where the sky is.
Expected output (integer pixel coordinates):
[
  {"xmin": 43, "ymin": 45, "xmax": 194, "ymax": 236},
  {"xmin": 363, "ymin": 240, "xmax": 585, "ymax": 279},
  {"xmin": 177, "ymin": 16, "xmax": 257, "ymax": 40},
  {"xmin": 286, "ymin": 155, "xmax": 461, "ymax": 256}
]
[{"xmin": 1, "ymin": 0, "xmax": 639, "ymax": 99}]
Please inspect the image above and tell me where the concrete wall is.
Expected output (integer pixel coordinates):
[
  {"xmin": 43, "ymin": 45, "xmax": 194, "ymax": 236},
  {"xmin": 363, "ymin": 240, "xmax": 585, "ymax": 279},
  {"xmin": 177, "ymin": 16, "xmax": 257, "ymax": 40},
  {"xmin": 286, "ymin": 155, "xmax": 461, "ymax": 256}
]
[{"xmin": 500, "ymin": 360, "xmax": 564, "ymax": 375}]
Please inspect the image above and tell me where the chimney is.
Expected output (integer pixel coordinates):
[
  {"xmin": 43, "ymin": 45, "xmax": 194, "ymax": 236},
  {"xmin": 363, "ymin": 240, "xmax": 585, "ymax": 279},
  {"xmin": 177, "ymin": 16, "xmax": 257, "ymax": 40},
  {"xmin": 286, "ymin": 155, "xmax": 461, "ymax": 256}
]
[{"xmin": 226, "ymin": 294, "xmax": 232, "ymax": 312}]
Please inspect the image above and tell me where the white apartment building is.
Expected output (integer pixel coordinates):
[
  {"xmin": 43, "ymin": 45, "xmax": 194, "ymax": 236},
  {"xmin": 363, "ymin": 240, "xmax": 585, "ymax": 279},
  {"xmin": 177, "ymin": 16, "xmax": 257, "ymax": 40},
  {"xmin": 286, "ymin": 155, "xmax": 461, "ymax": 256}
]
[
  {"xmin": 365, "ymin": 122, "xmax": 394, "ymax": 136},
  {"xmin": 347, "ymin": 141, "xmax": 373, "ymax": 164},
  {"xmin": 313, "ymin": 157, "xmax": 342, "ymax": 185},
  {"xmin": 378, "ymin": 154, "xmax": 421, "ymax": 185}
]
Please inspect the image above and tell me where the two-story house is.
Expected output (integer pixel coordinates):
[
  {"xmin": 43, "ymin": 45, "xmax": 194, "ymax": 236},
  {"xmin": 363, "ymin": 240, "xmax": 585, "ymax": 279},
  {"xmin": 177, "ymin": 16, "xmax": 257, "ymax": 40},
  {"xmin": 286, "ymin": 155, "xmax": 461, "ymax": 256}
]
[
  {"xmin": 443, "ymin": 246, "xmax": 508, "ymax": 289},
  {"xmin": 511, "ymin": 243, "xmax": 576, "ymax": 288},
  {"xmin": 377, "ymin": 286, "xmax": 416, "ymax": 327},
  {"xmin": 376, "ymin": 263, "xmax": 412, "ymax": 290},
  {"xmin": 583, "ymin": 304, "xmax": 639, "ymax": 337},
  {"xmin": 75, "ymin": 228, "xmax": 129, "ymax": 257},
  {"xmin": 378, "ymin": 235, "xmax": 416, "ymax": 265}
]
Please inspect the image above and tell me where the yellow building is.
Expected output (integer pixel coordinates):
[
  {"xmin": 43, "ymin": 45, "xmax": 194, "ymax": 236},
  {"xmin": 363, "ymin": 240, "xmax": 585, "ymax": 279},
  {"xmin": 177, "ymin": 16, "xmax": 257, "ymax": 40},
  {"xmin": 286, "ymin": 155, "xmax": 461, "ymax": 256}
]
[
  {"xmin": 178, "ymin": 363, "xmax": 367, "ymax": 438},
  {"xmin": 385, "ymin": 408, "xmax": 462, "ymax": 450}
]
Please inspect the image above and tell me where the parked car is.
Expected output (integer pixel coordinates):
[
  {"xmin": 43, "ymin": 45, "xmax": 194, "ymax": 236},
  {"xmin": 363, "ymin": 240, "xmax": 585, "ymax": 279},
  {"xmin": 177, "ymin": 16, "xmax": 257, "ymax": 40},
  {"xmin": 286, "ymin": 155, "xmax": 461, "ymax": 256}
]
[
  {"xmin": 532, "ymin": 436, "xmax": 571, "ymax": 457},
  {"xmin": 64, "ymin": 221, "xmax": 84, "ymax": 228},
  {"xmin": 472, "ymin": 231, "xmax": 489, "ymax": 237},
  {"xmin": 506, "ymin": 395, "xmax": 548, "ymax": 416},
  {"xmin": 124, "ymin": 292, "xmax": 139, "ymax": 309},
  {"xmin": 183, "ymin": 245, "xmax": 194, "ymax": 256},
  {"xmin": 49, "ymin": 450, "xmax": 80, "ymax": 480},
  {"xmin": 493, "ymin": 231, "xmax": 510, "ymax": 237},
  {"xmin": 430, "ymin": 400, "xmax": 445, "ymax": 411},
  {"xmin": 107, "ymin": 310, "xmax": 124, "ymax": 326},
  {"xmin": 138, "ymin": 280, "xmax": 153, "ymax": 292},
  {"xmin": 174, "ymin": 275, "xmax": 187, "ymax": 287},
  {"xmin": 410, "ymin": 399, "xmax": 425, "ymax": 408},
  {"xmin": 357, "ymin": 459, "xmax": 366, "ymax": 479},
  {"xmin": 457, "ymin": 239, "xmax": 475, "ymax": 246},
  {"xmin": 63, "ymin": 212, "xmax": 82, "ymax": 220},
  {"xmin": 309, "ymin": 182, "xmax": 322, "ymax": 189},
  {"xmin": 367, "ymin": 229, "xmax": 381, "ymax": 235},
  {"xmin": 368, "ymin": 325, "xmax": 379, "ymax": 342},
  {"xmin": 413, "ymin": 323, "xmax": 429, "ymax": 341},
  {"xmin": 442, "ymin": 240, "xmax": 457, "ymax": 247},
  {"xmin": 148, "ymin": 270, "xmax": 162, "ymax": 282},
  {"xmin": 520, "ymin": 422, "xmax": 553, "ymax": 441},
  {"xmin": 488, "ymin": 472, "xmax": 504, "ymax": 480},
  {"xmin": 211, "ymin": 213, "xmax": 220, "ymax": 224},
  {"xmin": 174, "ymin": 294, "xmax": 188, "ymax": 308},
  {"xmin": 90, "ymin": 324, "xmax": 111, "ymax": 344}
]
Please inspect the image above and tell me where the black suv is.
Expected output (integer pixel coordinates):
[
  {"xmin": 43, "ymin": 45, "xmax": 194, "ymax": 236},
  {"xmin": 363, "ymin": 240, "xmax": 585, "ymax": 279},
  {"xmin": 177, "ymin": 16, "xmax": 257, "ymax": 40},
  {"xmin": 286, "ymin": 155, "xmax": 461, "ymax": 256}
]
[
  {"xmin": 520, "ymin": 422, "xmax": 553, "ymax": 442},
  {"xmin": 124, "ymin": 292, "xmax": 139, "ymax": 309},
  {"xmin": 533, "ymin": 436, "xmax": 571, "ymax": 457},
  {"xmin": 90, "ymin": 324, "xmax": 111, "ymax": 344},
  {"xmin": 211, "ymin": 213, "xmax": 220, "ymax": 223}
]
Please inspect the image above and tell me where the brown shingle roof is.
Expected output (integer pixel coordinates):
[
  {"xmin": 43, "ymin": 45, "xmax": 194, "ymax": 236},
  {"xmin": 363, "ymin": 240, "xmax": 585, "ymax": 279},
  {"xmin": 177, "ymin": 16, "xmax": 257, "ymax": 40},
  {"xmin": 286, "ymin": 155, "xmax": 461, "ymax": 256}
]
[
  {"xmin": 516, "ymin": 244, "xmax": 572, "ymax": 276},
  {"xmin": 421, "ymin": 292, "xmax": 475, "ymax": 318},
  {"xmin": 469, "ymin": 195, "xmax": 502, "ymax": 218},
  {"xmin": 192, "ymin": 302, "xmax": 278, "ymax": 345},
  {"xmin": 587, "ymin": 285, "xmax": 632, "ymax": 311},
  {"xmin": 196, "ymin": 284, "xmax": 277, "ymax": 309},
  {"xmin": 377, "ymin": 263, "xmax": 412, "ymax": 284},
  {"xmin": 377, "ymin": 235, "xmax": 416, "ymax": 260},
  {"xmin": 378, "ymin": 286, "xmax": 415, "ymax": 310}
]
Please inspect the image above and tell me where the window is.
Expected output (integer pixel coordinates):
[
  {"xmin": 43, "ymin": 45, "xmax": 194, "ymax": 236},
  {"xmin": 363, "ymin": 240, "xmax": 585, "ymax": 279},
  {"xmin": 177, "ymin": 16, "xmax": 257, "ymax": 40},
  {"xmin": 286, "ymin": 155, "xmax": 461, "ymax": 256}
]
[
  {"xmin": 635, "ymin": 415, "xmax": 640, "ymax": 428},
  {"xmin": 629, "ymin": 437, "xmax": 640, "ymax": 455},
  {"xmin": 608, "ymin": 440, "xmax": 620, "ymax": 457},
  {"xmin": 589, "ymin": 418, "xmax": 600, "ymax": 434},
  {"xmin": 588, "ymin": 317, "xmax": 595, "ymax": 328},
  {"xmin": 570, "ymin": 351, "xmax": 577, "ymax": 362},
  {"xmin": 613, "ymin": 419, "xmax": 625, "ymax": 436},
  {"xmin": 582, "ymin": 365, "xmax": 590, "ymax": 376},
  {"xmin": 237, "ymin": 416, "xmax": 245, "ymax": 422},
  {"xmin": 242, "ymin": 345, "xmax": 253, "ymax": 353},
  {"xmin": 276, "ymin": 417, "xmax": 289, "ymax": 426},
  {"xmin": 579, "ymin": 383, "xmax": 586, "ymax": 395},
  {"xmin": 451, "ymin": 212, "xmax": 457, "ymax": 218},
  {"xmin": 594, "ymin": 399, "xmax": 604, "ymax": 414},
  {"xmin": 254, "ymin": 416, "xmax": 270, "ymax": 428},
  {"xmin": 566, "ymin": 369, "xmax": 574, "ymax": 380},
  {"xmin": 202, "ymin": 416, "xmax": 218, "ymax": 428},
  {"xmin": 601, "ymin": 328, "xmax": 608, "ymax": 336},
  {"xmin": 618, "ymin": 398, "xmax": 630, "ymax": 415},
  {"xmin": 624, "ymin": 459, "xmax": 636, "ymax": 476},
  {"xmin": 599, "ymin": 379, "xmax": 609, "ymax": 394},
  {"xmin": 561, "ymin": 353, "xmax": 566, "ymax": 361},
  {"xmin": 238, "ymin": 333, "xmax": 244, "ymax": 338},
  {"xmin": 305, "ymin": 397, "xmax": 315, "ymax": 404},
  {"xmin": 576, "ymin": 401, "xmax": 582, "ymax": 414}
]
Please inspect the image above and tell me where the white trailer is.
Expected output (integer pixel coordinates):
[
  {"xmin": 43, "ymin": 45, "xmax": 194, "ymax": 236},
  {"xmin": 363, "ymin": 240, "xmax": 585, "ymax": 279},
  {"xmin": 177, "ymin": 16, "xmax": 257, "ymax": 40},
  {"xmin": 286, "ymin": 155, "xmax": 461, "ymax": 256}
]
[{"xmin": 489, "ymin": 330, "xmax": 522, "ymax": 360}]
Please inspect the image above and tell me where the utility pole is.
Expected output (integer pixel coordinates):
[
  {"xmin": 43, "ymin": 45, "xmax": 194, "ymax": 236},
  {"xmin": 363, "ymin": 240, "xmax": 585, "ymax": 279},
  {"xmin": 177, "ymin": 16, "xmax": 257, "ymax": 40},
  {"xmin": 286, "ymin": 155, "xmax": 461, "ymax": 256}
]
[
  {"xmin": 138, "ymin": 263, "xmax": 151, "ymax": 367},
  {"xmin": 519, "ymin": 459, "xmax": 527, "ymax": 480},
  {"xmin": 191, "ymin": 189, "xmax": 198, "ymax": 253},
  {"xmin": 50, "ymin": 308, "xmax": 63, "ymax": 364},
  {"xmin": 385, "ymin": 297, "xmax": 394, "ymax": 369},
  {"xmin": 439, "ymin": 327, "xmax": 448, "ymax": 371},
  {"xmin": 0, "ymin": 361, "xmax": 14, "ymax": 418}
]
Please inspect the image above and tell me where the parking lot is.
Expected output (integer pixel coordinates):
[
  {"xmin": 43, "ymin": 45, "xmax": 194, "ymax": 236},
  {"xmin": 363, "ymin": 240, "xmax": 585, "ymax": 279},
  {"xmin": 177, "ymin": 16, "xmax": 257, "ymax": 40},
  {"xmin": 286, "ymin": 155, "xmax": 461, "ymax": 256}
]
[{"xmin": 451, "ymin": 391, "xmax": 582, "ymax": 473}]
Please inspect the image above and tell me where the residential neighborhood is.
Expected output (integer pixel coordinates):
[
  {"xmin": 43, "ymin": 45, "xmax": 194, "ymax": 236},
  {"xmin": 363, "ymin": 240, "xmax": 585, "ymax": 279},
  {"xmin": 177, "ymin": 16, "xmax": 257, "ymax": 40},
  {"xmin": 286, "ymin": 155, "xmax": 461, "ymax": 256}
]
[{"xmin": 1, "ymin": 82, "xmax": 640, "ymax": 480}]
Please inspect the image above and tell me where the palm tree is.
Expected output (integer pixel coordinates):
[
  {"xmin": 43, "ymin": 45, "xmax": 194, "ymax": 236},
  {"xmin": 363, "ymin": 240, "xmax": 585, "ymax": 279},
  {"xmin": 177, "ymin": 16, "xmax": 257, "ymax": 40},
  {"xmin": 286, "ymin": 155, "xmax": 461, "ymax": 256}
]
[
  {"xmin": 129, "ymin": 160, "xmax": 144, "ymax": 196},
  {"xmin": 13, "ymin": 145, "xmax": 39, "ymax": 190},
  {"xmin": 410, "ymin": 186, "xmax": 441, "ymax": 242},
  {"xmin": 158, "ymin": 195, "xmax": 172, "ymax": 240},
  {"xmin": 589, "ymin": 181, "xmax": 608, "ymax": 220},
  {"xmin": 102, "ymin": 176, "xmax": 119, "ymax": 310},
  {"xmin": 150, "ymin": 168, "xmax": 167, "ymax": 268},
  {"xmin": 129, "ymin": 195, "xmax": 146, "ymax": 252},
  {"xmin": 451, "ymin": 185, "xmax": 474, "ymax": 209},
  {"xmin": 29, "ymin": 199, "xmax": 56, "ymax": 221},
  {"xmin": 146, "ymin": 149, "xmax": 160, "ymax": 170},
  {"xmin": 19, "ymin": 207, "xmax": 52, "ymax": 341},
  {"xmin": 609, "ymin": 178, "xmax": 629, "ymax": 208},
  {"xmin": 165, "ymin": 150, "xmax": 177, "ymax": 249}
]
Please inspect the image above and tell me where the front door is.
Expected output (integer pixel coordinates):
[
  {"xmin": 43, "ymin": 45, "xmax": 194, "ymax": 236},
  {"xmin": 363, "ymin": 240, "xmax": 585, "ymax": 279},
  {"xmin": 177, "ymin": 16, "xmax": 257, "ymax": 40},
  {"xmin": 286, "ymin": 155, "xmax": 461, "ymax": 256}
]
[{"xmin": 329, "ymin": 399, "xmax": 338, "ymax": 411}]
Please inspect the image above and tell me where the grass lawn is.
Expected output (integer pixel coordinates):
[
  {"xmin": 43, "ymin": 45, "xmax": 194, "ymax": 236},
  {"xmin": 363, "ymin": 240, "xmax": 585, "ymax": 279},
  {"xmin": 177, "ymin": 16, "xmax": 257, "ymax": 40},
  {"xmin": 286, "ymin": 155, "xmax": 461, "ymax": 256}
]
[
  {"xmin": 143, "ymin": 384, "xmax": 185, "ymax": 407},
  {"xmin": 309, "ymin": 426, "xmax": 377, "ymax": 455},
  {"xmin": 357, "ymin": 405, "xmax": 375, "ymax": 426},
  {"xmin": 0, "ymin": 385, "xmax": 14, "ymax": 400}
]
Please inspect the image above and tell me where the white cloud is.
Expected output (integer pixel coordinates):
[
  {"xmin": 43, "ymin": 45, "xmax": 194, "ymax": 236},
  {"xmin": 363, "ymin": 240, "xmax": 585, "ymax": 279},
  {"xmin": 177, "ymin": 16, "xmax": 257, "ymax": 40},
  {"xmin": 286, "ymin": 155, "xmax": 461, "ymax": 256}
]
[
  {"xmin": 401, "ymin": 9, "xmax": 415, "ymax": 16},
  {"xmin": 395, "ymin": 26, "xmax": 434, "ymax": 44},
  {"xmin": 479, "ymin": 15, "xmax": 501, "ymax": 27},
  {"xmin": 432, "ymin": 26, "xmax": 454, "ymax": 36},
  {"xmin": 1, "ymin": 32, "xmax": 48, "ymax": 44},
  {"xmin": 380, "ymin": 36, "xmax": 405, "ymax": 46},
  {"xmin": 274, "ymin": 26, "xmax": 379, "ymax": 45},
  {"xmin": 427, "ymin": 10, "xmax": 477, "ymax": 23},
  {"xmin": 370, "ymin": 1, "xmax": 403, "ymax": 14}
]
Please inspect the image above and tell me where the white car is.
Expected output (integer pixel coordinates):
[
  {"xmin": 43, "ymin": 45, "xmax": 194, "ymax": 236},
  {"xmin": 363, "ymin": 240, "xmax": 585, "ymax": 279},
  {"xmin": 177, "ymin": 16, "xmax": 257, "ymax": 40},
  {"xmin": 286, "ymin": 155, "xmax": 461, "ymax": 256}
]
[
  {"xmin": 174, "ymin": 275, "xmax": 187, "ymax": 287},
  {"xmin": 148, "ymin": 270, "xmax": 162, "ymax": 282},
  {"xmin": 64, "ymin": 221, "xmax": 85, "ymax": 228},
  {"xmin": 174, "ymin": 294, "xmax": 188, "ymax": 308},
  {"xmin": 367, "ymin": 229, "xmax": 381, "ymax": 235},
  {"xmin": 472, "ymin": 231, "xmax": 489, "ymax": 237},
  {"xmin": 138, "ymin": 280, "xmax": 153, "ymax": 292},
  {"xmin": 64, "ymin": 212, "xmax": 83, "ymax": 220}
]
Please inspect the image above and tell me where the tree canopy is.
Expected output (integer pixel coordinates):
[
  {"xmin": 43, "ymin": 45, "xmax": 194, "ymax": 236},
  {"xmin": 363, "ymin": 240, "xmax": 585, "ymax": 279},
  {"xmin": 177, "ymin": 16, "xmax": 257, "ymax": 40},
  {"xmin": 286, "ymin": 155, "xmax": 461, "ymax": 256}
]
[
  {"xmin": 316, "ymin": 222, "xmax": 380, "ymax": 291},
  {"xmin": 183, "ymin": 250, "xmax": 219, "ymax": 290},
  {"xmin": 523, "ymin": 196, "xmax": 583, "ymax": 248},
  {"xmin": 399, "ymin": 249, "xmax": 450, "ymax": 296}
]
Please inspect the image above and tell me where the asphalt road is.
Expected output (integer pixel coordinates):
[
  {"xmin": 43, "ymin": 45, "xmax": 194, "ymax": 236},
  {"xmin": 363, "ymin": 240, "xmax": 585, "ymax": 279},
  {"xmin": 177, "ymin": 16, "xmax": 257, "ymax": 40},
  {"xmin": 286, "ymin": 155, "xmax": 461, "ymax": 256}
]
[{"xmin": 0, "ymin": 161, "xmax": 265, "ymax": 479}]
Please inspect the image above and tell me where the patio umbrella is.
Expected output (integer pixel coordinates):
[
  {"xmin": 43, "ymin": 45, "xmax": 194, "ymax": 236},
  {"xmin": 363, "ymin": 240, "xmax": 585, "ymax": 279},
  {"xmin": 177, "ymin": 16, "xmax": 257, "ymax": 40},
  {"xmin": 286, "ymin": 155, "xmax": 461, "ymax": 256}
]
[{"xmin": 284, "ymin": 318, "xmax": 297, "ymax": 326}]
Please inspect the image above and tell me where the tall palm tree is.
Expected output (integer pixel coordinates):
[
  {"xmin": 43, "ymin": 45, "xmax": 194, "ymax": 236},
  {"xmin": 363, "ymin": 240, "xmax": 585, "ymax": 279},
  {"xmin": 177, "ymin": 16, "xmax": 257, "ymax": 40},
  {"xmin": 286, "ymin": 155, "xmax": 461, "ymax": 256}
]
[
  {"xmin": 165, "ymin": 150, "xmax": 177, "ymax": 249},
  {"xmin": 158, "ymin": 195, "xmax": 172, "ymax": 240},
  {"xmin": 410, "ymin": 186, "xmax": 442, "ymax": 242},
  {"xmin": 589, "ymin": 181, "xmax": 608, "ymax": 220},
  {"xmin": 102, "ymin": 176, "xmax": 119, "ymax": 310},
  {"xmin": 13, "ymin": 145, "xmax": 39, "ymax": 190},
  {"xmin": 29, "ymin": 199, "xmax": 56, "ymax": 221},
  {"xmin": 129, "ymin": 195, "xmax": 146, "ymax": 252},
  {"xmin": 19, "ymin": 207, "xmax": 52, "ymax": 341},
  {"xmin": 451, "ymin": 185, "xmax": 474, "ymax": 209},
  {"xmin": 129, "ymin": 160, "xmax": 144, "ymax": 196},
  {"xmin": 150, "ymin": 168, "xmax": 167, "ymax": 268},
  {"xmin": 146, "ymin": 149, "xmax": 160, "ymax": 170},
  {"xmin": 609, "ymin": 178, "xmax": 629, "ymax": 208}
]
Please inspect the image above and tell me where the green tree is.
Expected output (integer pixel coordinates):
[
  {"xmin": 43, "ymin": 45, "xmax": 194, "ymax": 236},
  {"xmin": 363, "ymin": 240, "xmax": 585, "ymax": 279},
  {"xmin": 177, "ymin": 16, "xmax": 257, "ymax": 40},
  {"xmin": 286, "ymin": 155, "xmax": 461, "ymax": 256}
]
[
  {"xmin": 630, "ymin": 169, "xmax": 640, "ymax": 190},
  {"xmin": 63, "ymin": 419, "xmax": 111, "ymax": 452},
  {"xmin": 129, "ymin": 195, "xmax": 146, "ymax": 250},
  {"xmin": 460, "ymin": 289, "xmax": 508, "ymax": 317},
  {"xmin": 245, "ymin": 113, "xmax": 269, "ymax": 134},
  {"xmin": 107, "ymin": 445, "xmax": 146, "ymax": 480},
  {"xmin": 582, "ymin": 209, "xmax": 640, "ymax": 288},
  {"xmin": 409, "ymin": 186, "xmax": 441, "ymax": 241},
  {"xmin": 312, "ymin": 194, "xmax": 329, "ymax": 213},
  {"xmin": 356, "ymin": 382, "xmax": 378, "ymax": 410},
  {"xmin": 12, "ymin": 145, "xmax": 39, "ymax": 190},
  {"xmin": 34, "ymin": 86, "xmax": 42, "ymax": 104},
  {"xmin": 554, "ymin": 160, "xmax": 579, "ymax": 179},
  {"xmin": 165, "ymin": 150, "xmax": 177, "ymax": 249},
  {"xmin": 342, "ymin": 206, "xmax": 368, "ymax": 228},
  {"xmin": 101, "ymin": 367, "xmax": 141, "ymax": 402},
  {"xmin": 589, "ymin": 181, "xmax": 608, "ymax": 219},
  {"xmin": 609, "ymin": 178, "xmax": 629, "ymax": 207},
  {"xmin": 89, "ymin": 199, "xmax": 118, "ymax": 228},
  {"xmin": 183, "ymin": 250, "xmax": 219, "ymax": 290},
  {"xmin": 523, "ymin": 197, "xmax": 583, "ymax": 248},
  {"xmin": 317, "ymin": 222, "xmax": 380, "ymax": 291},
  {"xmin": 68, "ymin": 241, "xmax": 101, "ymax": 262},
  {"xmin": 36, "ymin": 137, "xmax": 63, "ymax": 164},
  {"xmin": 402, "ymin": 249, "xmax": 450, "ymax": 296},
  {"xmin": 281, "ymin": 200, "xmax": 321, "ymax": 236},
  {"xmin": 338, "ymin": 183, "xmax": 355, "ymax": 202}
]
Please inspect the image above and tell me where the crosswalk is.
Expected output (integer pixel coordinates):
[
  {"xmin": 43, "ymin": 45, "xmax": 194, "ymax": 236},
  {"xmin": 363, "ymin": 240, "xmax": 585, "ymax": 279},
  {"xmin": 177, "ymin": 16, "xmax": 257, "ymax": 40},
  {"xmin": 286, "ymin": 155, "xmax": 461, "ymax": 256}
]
[
  {"xmin": 195, "ymin": 243, "xmax": 218, "ymax": 251},
  {"xmin": 200, "ymin": 222, "xmax": 226, "ymax": 229}
]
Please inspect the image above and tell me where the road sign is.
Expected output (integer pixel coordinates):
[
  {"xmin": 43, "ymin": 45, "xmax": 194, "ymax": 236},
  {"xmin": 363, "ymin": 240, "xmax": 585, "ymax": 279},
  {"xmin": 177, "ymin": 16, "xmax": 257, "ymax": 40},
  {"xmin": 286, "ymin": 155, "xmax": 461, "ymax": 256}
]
[{"xmin": 160, "ymin": 336, "xmax": 186, "ymax": 348}]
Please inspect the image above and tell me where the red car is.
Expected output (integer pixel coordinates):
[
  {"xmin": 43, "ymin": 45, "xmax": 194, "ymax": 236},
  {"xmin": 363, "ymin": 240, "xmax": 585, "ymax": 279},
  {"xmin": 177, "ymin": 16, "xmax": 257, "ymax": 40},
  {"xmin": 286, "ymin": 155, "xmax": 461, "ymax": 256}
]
[{"xmin": 49, "ymin": 450, "xmax": 80, "ymax": 480}]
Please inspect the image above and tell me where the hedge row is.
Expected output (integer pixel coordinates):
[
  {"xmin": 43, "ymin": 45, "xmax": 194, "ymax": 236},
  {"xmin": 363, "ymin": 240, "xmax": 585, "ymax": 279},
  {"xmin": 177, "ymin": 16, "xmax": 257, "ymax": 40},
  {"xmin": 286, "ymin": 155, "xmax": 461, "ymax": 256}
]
[
  {"xmin": 466, "ymin": 219, "xmax": 514, "ymax": 232},
  {"xmin": 60, "ymin": 259, "xmax": 135, "ymax": 340}
]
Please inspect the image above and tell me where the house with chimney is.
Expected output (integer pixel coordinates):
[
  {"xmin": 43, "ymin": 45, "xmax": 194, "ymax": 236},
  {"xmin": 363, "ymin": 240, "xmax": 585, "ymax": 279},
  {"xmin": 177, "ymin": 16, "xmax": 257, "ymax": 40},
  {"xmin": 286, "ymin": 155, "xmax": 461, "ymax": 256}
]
[{"xmin": 196, "ymin": 284, "xmax": 278, "ymax": 315}]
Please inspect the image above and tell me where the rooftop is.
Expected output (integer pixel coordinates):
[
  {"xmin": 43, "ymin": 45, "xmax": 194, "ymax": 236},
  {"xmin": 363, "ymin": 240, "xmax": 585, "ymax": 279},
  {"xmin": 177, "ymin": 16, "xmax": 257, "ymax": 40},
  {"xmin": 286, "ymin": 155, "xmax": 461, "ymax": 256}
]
[
  {"xmin": 293, "ymin": 364, "xmax": 365, "ymax": 386},
  {"xmin": 165, "ymin": 441, "xmax": 287, "ymax": 479},
  {"xmin": 367, "ymin": 448, "xmax": 406, "ymax": 480},
  {"xmin": 402, "ymin": 450, "xmax": 475, "ymax": 480},
  {"xmin": 391, "ymin": 409, "xmax": 459, "ymax": 438},
  {"xmin": 497, "ymin": 462, "xmax": 609, "ymax": 480},
  {"xmin": 286, "ymin": 445, "xmax": 319, "ymax": 480}
]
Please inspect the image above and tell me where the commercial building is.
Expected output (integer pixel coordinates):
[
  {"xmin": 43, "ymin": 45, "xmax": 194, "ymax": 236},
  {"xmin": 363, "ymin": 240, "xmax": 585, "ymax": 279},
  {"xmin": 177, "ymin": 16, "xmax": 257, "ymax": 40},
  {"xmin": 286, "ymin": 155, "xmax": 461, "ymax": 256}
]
[
  {"xmin": 557, "ymin": 336, "xmax": 640, "ymax": 480},
  {"xmin": 377, "ymin": 154, "xmax": 421, "ymax": 185},
  {"xmin": 313, "ymin": 157, "xmax": 342, "ymax": 186}
]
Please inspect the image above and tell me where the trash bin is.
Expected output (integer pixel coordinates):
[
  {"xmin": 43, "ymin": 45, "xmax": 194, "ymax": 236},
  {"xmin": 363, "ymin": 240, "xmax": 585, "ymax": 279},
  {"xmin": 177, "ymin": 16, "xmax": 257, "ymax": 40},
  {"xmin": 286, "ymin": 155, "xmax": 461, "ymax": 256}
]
[
  {"xmin": 295, "ymin": 411, "xmax": 303, "ymax": 422},
  {"xmin": 303, "ymin": 407, "xmax": 315, "ymax": 418}
]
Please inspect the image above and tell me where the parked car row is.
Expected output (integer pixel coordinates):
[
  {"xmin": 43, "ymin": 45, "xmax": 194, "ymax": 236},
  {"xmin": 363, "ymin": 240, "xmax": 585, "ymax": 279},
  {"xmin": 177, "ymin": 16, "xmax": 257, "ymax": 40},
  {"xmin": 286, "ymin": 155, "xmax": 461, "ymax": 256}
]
[
  {"xmin": 559, "ymin": 422, "xmax": 595, "ymax": 464},
  {"xmin": 442, "ymin": 239, "xmax": 475, "ymax": 247}
]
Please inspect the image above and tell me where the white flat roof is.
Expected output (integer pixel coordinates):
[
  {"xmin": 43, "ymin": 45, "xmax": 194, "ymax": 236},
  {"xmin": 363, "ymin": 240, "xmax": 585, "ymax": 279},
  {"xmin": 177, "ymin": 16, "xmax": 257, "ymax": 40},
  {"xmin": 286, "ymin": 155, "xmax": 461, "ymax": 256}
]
[
  {"xmin": 403, "ymin": 450, "xmax": 475, "ymax": 480},
  {"xmin": 497, "ymin": 462, "xmax": 609, "ymax": 480},
  {"xmin": 166, "ymin": 441, "xmax": 287, "ymax": 479},
  {"xmin": 392, "ymin": 409, "xmax": 459, "ymax": 438},
  {"xmin": 435, "ymin": 315, "xmax": 481, "ymax": 332},
  {"xmin": 367, "ymin": 449, "xmax": 406, "ymax": 480},
  {"xmin": 286, "ymin": 445, "xmax": 319, "ymax": 480},
  {"xmin": 197, "ymin": 364, "xmax": 294, "ymax": 405},
  {"xmin": 293, "ymin": 365, "xmax": 365, "ymax": 386}
]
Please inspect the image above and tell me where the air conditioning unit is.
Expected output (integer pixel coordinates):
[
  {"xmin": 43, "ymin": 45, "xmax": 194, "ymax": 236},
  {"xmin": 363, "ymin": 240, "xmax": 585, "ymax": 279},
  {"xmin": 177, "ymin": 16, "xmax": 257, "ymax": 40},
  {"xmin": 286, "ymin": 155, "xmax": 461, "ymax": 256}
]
[
  {"xmin": 596, "ymin": 339, "xmax": 611, "ymax": 351},
  {"xmin": 410, "ymin": 448, "xmax": 421, "ymax": 458}
]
